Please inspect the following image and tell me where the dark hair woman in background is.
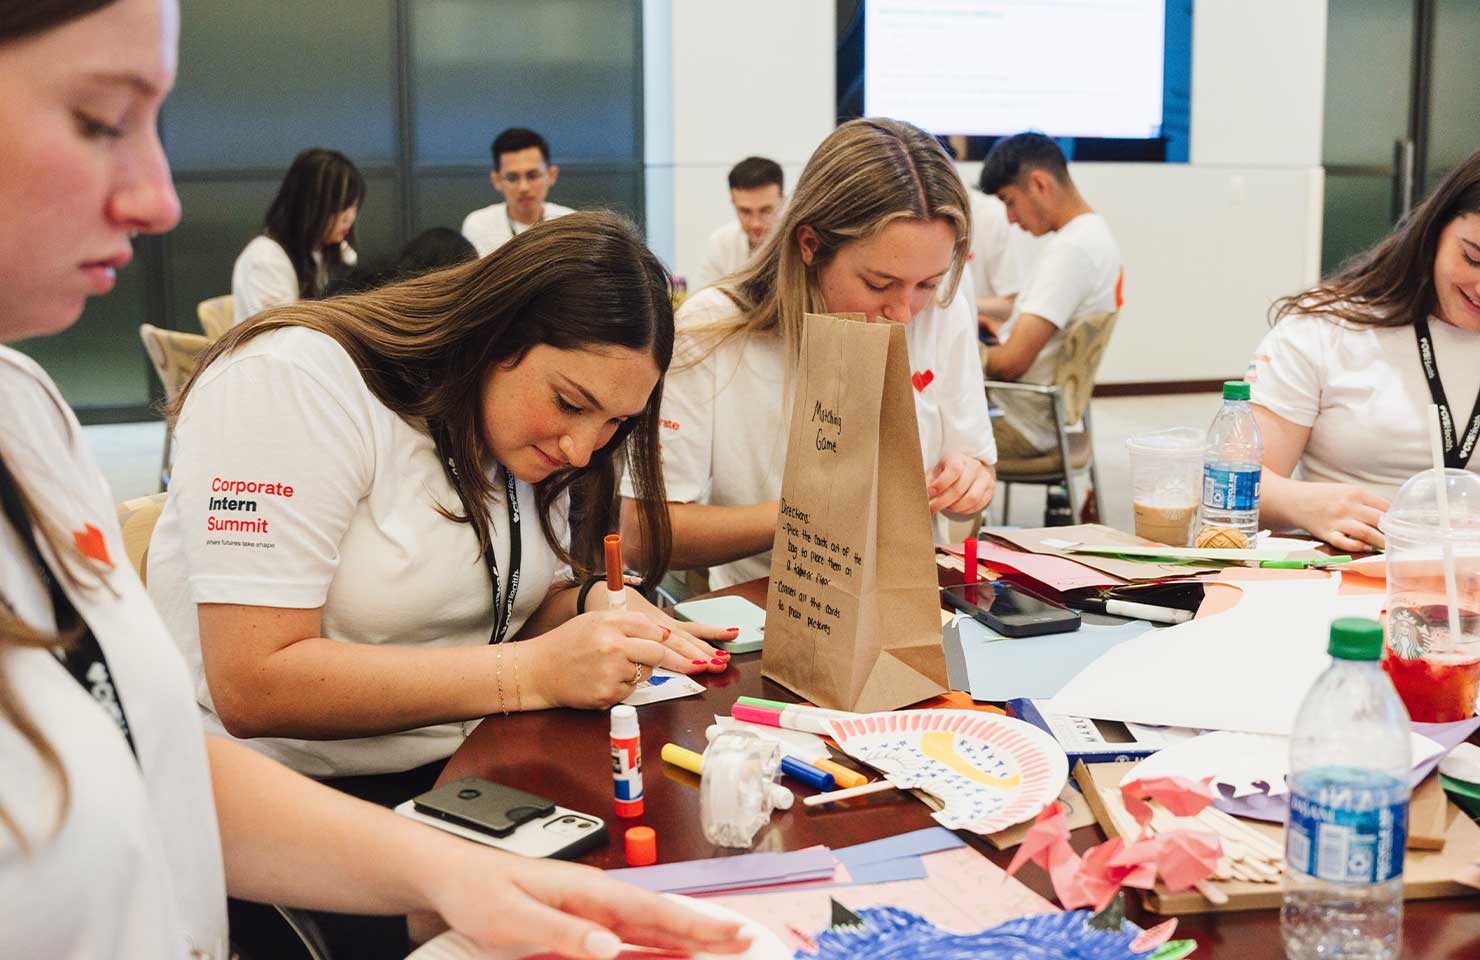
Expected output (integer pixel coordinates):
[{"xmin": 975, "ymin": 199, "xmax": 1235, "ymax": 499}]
[{"xmin": 231, "ymin": 146, "xmax": 365, "ymax": 325}]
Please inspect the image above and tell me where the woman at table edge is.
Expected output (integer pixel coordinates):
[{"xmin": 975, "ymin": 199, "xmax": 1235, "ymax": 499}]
[
  {"xmin": 1251, "ymin": 148, "xmax": 1480, "ymax": 552},
  {"xmin": 0, "ymin": 2, "xmax": 747, "ymax": 957}
]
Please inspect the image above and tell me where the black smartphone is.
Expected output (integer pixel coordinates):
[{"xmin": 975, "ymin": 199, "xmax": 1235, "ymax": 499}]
[{"xmin": 941, "ymin": 580, "xmax": 1081, "ymax": 637}]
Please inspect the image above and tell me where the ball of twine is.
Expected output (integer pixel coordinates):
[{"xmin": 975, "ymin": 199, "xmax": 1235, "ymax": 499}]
[{"xmin": 1194, "ymin": 525, "xmax": 1249, "ymax": 549}]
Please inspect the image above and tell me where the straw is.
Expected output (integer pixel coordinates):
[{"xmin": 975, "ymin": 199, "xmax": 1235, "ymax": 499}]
[{"xmin": 1426, "ymin": 403, "xmax": 1463, "ymax": 647}]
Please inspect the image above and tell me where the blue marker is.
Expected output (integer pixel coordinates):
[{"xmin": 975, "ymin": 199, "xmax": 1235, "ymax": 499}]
[{"xmin": 781, "ymin": 756, "xmax": 836, "ymax": 792}]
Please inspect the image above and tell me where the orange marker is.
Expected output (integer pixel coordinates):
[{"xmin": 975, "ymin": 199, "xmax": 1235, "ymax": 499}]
[{"xmin": 604, "ymin": 533, "xmax": 627, "ymax": 610}]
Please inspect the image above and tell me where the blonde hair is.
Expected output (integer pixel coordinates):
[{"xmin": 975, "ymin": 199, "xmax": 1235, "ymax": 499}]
[{"xmin": 699, "ymin": 118, "xmax": 971, "ymax": 365}]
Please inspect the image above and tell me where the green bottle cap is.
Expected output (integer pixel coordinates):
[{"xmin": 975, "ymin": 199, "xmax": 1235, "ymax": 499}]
[
  {"xmin": 1223, "ymin": 380, "xmax": 1251, "ymax": 401},
  {"xmin": 1329, "ymin": 617, "xmax": 1383, "ymax": 660}
]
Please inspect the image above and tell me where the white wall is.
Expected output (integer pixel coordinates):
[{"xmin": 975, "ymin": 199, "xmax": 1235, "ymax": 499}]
[
  {"xmin": 645, "ymin": 0, "xmax": 1328, "ymax": 385},
  {"xmin": 643, "ymin": 0, "xmax": 835, "ymax": 277}
]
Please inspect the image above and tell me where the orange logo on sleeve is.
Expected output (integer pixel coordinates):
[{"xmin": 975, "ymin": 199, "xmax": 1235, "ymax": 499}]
[{"xmin": 72, "ymin": 523, "xmax": 112, "ymax": 567}]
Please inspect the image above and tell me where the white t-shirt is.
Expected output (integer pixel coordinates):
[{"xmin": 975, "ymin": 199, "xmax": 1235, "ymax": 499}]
[
  {"xmin": 629, "ymin": 285, "xmax": 997, "ymax": 589},
  {"xmin": 230, "ymin": 235, "xmax": 358, "ymax": 326},
  {"xmin": 0, "ymin": 348, "xmax": 227, "ymax": 960},
  {"xmin": 967, "ymin": 189, "xmax": 1024, "ymax": 299},
  {"xmin": 461, "ymin": 201, "xmax": 576, "ymax": 258},
  {"xmin": 993, "ymin": 212, "xmax": 1123, "ymax": 452},
  {"xmin": 147, "ymin": 327, "xmax": 570, "ymax": 777},
  {"xmin": 694, "ymin": 220, "xmax": 754, "ymax": 292},
  {"xmin": 1248, "ymin": 311, "xmax": 1480, "ymax": 500}
]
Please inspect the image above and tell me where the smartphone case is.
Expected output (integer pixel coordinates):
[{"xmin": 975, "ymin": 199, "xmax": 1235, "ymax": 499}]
[{"xmin": 397, "ymin": 778, "xmax": 608, "ymax": 860}]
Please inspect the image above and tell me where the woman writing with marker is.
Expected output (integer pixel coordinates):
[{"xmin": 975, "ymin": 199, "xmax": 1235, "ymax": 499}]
[
  {"xmin": 0, "ymin": 2, "xmax": 748, "ymax": 958},
  {"xmin": 620, "ymin": 118, "xmax": 997, "ymax": 588},
  {"xmin": 150, "ymin": 211, "xmax": 734, "ymax": 797},
  {"xmin": 1250, "ymin": 149, "xmax": 1480, "ymax": 550}
]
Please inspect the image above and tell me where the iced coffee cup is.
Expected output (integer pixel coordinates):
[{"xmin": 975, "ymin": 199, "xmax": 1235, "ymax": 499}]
[
  {"xmin": 1381, "ymin": 468, "xmax": 1480, "ymax": 723},
  {"xmin": 1126, "ymin": 427, "xmax": 1204, "ymax": 547}
]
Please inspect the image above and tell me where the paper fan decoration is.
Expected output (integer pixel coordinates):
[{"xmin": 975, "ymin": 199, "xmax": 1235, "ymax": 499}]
[{"xmin": 826, "ymin": 710, "xmax": 1069, "ymax": 835}]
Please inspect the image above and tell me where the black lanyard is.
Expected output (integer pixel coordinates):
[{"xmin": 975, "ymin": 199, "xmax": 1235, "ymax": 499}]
[
  {"xmin": 0, "ymin": 455, "xmax": 138, "ymax": 762},
  {"xmin": 1414, "ymin": 316, "xmax": 1480, "ymax": 469},
  {"xmin": 483, "ymin": 467, "xmax": 522, "ymax": 645}
]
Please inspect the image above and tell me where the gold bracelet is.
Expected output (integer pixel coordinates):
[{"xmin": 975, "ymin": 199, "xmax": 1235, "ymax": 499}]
[
  {"xmin": 495, "ymin": 646, "xmax": 507, "ymax": 716},
  {"xmin": 511, "ymin": 644, "xmax": 522, "ymax": 713}
]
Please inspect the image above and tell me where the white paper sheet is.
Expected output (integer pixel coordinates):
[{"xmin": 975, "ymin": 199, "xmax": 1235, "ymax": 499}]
[
  {"xmin": 1122, "ymin": 730, "xmax": 1445, "ymax": 797},
  {"xmin": 621, "ymin": 667, "xmax": 706, "ymax": 706},
  {"xmin": 1042, "ymin": 577, "xmax": 1386, "ymax": 736}
]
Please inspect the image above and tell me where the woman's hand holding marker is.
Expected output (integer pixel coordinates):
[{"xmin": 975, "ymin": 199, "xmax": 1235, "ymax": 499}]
[{"xmin": 522, "ymin": 611, "xmax": 672, "ymax": 709}]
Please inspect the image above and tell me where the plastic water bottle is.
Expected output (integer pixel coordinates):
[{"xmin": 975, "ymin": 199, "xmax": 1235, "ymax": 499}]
[
  {"xmin": 1199, "ymin": 380, "xmax": 1263, "ymax": 539},
  {"xmin": 1282, "ymin": 618, "xmax": 1411, "ymax": 960}
]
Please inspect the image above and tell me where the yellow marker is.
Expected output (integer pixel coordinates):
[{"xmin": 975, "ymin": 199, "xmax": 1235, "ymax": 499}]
[
  {"xmin": 813, "ymin": 758, "xmax": 868, "ymax": 790},
  {"xmin": 661, "ymin": 742, "xmax": 704, "ymax": 776},
  {"xmin": 919, "ymin": 731, "xmax": 1021, "ymax": 789}
]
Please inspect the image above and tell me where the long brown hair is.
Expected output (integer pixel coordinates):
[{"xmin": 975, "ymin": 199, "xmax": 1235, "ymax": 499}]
[
  {"xmin": 1271, "ymin": 148, "xmax": 1480, "ymax": 327},
  {"xmin": 700, "ymin": 118, "xmax": 970, "ymax": 367},
  {"xmin": 263, "ymin": 147, "xmax": 366, "ymax": 298},
  {"xmin": 0, "ymin": 0, "xmax": 122, "ymax": 853},
  {"xmin": 173, "ymin": 211, "xmax": 674, "ymax": 585}
]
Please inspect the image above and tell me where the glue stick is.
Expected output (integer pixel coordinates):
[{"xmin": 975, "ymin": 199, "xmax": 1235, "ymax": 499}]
[{"xmin": 610, "ymin": 704, "xmax": 643, "ymax": 817}]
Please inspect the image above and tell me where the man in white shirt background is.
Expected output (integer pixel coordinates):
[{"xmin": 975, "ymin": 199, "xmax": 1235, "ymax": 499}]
[
  {"xmin": 461, "ymin": 127, "xmax": 575, "ymax": 257},
  {"xmin": 693, "ymin": 156, "xmax": 785, "ymax": 290},
  {"xmin": 978, "ymin": 133, "xmax": 1122, "ymax": 459}
]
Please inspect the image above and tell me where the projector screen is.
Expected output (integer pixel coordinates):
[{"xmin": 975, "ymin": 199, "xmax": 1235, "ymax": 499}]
[{"xmin": 863, "ymin": 0, "xmax": 1167, "ymax": 140}]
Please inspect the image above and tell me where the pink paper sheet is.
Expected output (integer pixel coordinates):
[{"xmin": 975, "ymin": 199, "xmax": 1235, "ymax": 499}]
[{"xmin": 942, "ymin": 542, "xmax": 1124, "ymax": 592}]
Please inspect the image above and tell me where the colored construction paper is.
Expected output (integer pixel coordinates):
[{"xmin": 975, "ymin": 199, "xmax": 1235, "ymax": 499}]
[
  {"xmin": 1005, "ymin": 802, "xmax": 1083, "ymax": 907},
  {"xmin": 606, "ymin": 847, "xmax": 837, "ymax": 894},
  {"xmin": 834, "ymin": 827, "xmax": 965, "ymax": 865},
  {"xmin": 1120, "ymin": 776, "xmax": 1215, "ymax": 827},
  {"xmin": 1111, "ymin": 830, "xmax": 1222, "ymax": 893},
  {"xmin": 831, "ymin": 828, "xmax": 967, "ymax": 884},
  {"xmin": 940, "ymin": 541, "xmax": 1124, "ymax": 592},
  {"xmin": 943, "ymin": 614, "xmax": 1154, "ymax": 701}
]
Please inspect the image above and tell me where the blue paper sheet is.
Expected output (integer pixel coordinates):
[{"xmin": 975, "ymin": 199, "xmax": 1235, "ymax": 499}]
[
  {"xmin": 944, "ymin": 616, "xmax": 1154, "ymax": 701},
  {"xmin": 833, "ymin": 827, "xmax": 964, "ymax": 883}
]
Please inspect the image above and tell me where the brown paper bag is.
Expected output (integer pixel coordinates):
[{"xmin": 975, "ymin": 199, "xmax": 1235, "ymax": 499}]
[{"xmin": 761, "ymin": 313, "xmax": 948, "ymax": 712}]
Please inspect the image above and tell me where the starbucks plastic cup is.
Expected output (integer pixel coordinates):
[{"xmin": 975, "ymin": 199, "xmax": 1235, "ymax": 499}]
[
  {"xmin": 1381, "ymin": 468, "xmax": 1480, "ymax": 723},
  {"xmin": 1126, "ymin": 427, "xmax": 1204, "ymax": 547}
]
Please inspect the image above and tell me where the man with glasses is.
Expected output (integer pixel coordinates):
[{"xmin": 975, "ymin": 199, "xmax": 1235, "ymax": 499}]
[{"xmin": 462, "ymin": 127, "xmax": 574, "ymax": 257}]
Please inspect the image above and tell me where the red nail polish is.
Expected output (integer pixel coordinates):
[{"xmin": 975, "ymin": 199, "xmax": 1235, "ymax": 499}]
[
  {"xmin": 727, "ymin": 627, "xmax": 741, "ymax": 634},
  {"xmin": 710, "ymin": 658, "xmax": 725, "ymax": 666},
  {"xmin": 692, "ymin": 659, "xmax": 708, "ymax": 665},
  {"xmin": 716, "ymin": 650, "xmax": 731, "ymax": 658}
]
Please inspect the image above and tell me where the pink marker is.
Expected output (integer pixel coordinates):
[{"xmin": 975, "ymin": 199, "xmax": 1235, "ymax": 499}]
[{"xmin": 964, "ymin": 537, "xmax": 979, "ymax": 605}]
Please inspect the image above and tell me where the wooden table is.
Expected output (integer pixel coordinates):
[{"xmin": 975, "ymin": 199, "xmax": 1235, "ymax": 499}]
[{"xmin": 441, "ymin": 578, "xmax": 1480, "ymax": 958}]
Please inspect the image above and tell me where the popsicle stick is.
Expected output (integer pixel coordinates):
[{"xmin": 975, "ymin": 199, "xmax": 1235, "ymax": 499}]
[{"xmin": 803, "ymin": 778, "xmax": 899, "ymax": 807}]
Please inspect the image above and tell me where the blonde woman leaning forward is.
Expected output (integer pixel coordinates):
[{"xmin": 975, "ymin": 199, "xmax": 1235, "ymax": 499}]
[
  {"xmin": 0, "ymin": 2, "xmax": 748, "ymax": 958},
  {"xmin": 620, "ymin": 118, "xmax": 997, "ymax": 588},
  {"xmin": 1250, "ymin": 149, "xmax": 1480, "ymax": 550}
]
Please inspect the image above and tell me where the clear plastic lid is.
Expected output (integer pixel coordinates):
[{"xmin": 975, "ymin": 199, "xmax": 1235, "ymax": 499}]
[
  {"xmin": 1125, "ymin": 426, "xmax": 1205, "ymax": 458},
  {"xmin": 1379, "ymin": 467, "xmax": 1480, "ymax": 543}
]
